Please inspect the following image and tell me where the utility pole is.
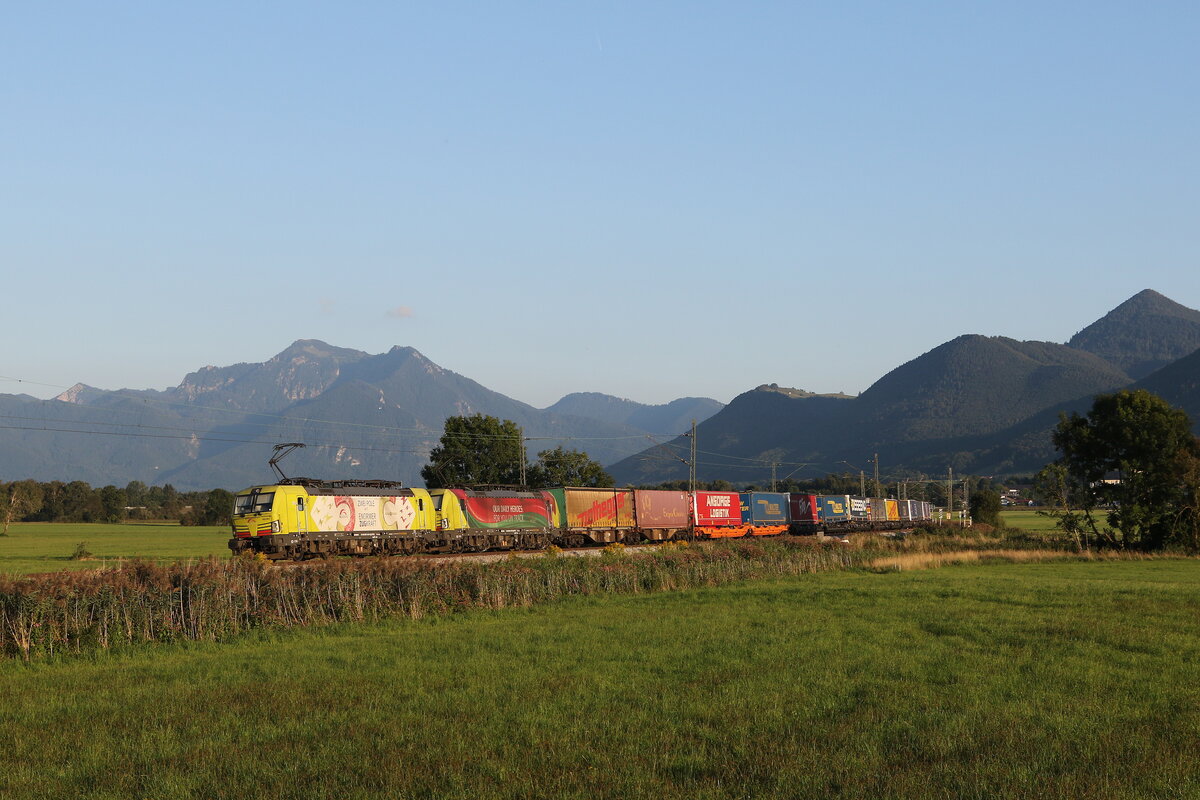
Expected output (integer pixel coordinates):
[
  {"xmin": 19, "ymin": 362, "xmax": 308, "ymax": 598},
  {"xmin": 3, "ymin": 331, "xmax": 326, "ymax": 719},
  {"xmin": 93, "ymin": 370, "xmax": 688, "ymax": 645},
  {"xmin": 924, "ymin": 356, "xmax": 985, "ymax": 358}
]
[
  {"xmin": 688, "ymin": 419, "xmax": 697, "ymax": 542},
  {"xmin": 688, "ymin": 419, "xmax": 697, "ymax": 495},
  {"xmin": 860, "ymin": 470, "xmax": 866, "ymax": 497},
  {"xmin": 947, "ymin": 467, "xmax": 954, "ymax": 519},
  {"xmin": 771, "ymin": 462, "xmax": 778, "ymax": 492},
  {"xmin": 873, "ymin": 453, "xmax": 881, "ymax": 499},
  {"xmin": 519, "ymin": 428, "xmax": 527, "ymax": 487}
]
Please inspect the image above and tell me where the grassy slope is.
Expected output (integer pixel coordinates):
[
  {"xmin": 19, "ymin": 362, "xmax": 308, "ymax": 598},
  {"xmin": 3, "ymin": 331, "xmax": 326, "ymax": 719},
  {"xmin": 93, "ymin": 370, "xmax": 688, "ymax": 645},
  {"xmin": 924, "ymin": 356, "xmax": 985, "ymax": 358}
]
[
  {"xmin": 0, "ymin": 523, "xmax": 230, "ymax": 576},
  {"xmin": 2, "ymin": 560, "xmax": 1198, "ymax": 799}
]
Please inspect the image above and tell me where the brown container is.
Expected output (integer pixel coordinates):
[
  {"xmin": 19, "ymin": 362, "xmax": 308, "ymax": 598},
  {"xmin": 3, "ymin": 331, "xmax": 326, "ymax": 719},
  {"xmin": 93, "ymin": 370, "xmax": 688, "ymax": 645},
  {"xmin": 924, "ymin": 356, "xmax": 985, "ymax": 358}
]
[{"xmin": 633, "ymin": 490, "xmax": 690, "ymax": 529}]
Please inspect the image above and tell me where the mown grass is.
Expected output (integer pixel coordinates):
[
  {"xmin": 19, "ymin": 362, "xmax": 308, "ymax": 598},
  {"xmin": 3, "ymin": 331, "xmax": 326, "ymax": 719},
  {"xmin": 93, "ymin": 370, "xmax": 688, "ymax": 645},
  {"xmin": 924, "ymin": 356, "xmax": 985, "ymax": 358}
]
[
  {"xmin": 1001, "ymin": 508, "xmax": 1112, "ymax": 534},
  {"xmin": 0, "ymin": 522, "xmax": 230, "ymax": 575},
  {"xmin": 2, "ymin": 559, "xmax": 1198, "ymax": 799}
]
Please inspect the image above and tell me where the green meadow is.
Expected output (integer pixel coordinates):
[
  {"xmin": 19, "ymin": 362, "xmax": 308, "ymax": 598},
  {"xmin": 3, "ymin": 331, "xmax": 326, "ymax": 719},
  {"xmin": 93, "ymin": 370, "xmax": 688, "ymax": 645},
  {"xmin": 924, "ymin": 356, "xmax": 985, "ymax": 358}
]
[
  {"xmin": 2, "ymin": 559, "xmax": 1198, "ymax": 799},
  {"xmin": 0, "ymin": 522, "xmax": 230, "ymax": 575},
  {"xmin": 1001, "ymin": 508, "xmax": 1111, "ymax": 536}
]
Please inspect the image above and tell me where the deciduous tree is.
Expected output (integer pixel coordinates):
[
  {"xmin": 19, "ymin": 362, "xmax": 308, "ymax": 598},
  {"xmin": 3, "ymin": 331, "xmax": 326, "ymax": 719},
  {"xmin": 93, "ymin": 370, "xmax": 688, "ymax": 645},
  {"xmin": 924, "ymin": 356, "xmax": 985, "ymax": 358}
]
[
  {"xmin": 1, "ymin": 480, "xmax": 44, "ymax": 535},
  {"xmin": 1043, "ymin": 389, "xmax": 1200, "ymax": 550},
  {"xmin": 526, "ymin": 446, "xmax": 613, "ymax": 488},
  {"xmin": 421, "ymin": 415, "xmax": 524, "ymax": 488}
]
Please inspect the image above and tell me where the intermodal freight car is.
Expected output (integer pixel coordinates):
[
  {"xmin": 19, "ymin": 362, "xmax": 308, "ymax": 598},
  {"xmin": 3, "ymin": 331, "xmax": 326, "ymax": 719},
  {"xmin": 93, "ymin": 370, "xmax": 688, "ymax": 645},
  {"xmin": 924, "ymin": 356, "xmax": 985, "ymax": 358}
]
[{"xmin": 229, "ymin": 479, "xmax": 935, "ymax": 560}]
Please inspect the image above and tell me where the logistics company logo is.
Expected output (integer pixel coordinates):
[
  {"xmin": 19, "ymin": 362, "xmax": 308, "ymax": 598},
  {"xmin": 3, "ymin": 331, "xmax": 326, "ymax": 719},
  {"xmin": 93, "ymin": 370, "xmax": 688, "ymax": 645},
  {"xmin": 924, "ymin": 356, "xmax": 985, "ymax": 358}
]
[
  {"xmin": 756, "ymin": 499, "xmax": 782, "ymax": 516},
  {"xmin": 698, "ymin": 493, "xmax": 738, "ymax": 521}
]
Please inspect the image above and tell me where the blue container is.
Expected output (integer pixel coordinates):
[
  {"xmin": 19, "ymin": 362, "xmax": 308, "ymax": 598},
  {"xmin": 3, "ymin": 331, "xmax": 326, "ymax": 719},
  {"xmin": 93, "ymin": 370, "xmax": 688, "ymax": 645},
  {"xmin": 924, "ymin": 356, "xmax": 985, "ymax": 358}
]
[
  {"xmin": 817, "ymin": 495, "xmax": 851, "ymax": 523},
  {"xmin": 740, "ymin": 492, "xmax": 791, "ymax": 525}
]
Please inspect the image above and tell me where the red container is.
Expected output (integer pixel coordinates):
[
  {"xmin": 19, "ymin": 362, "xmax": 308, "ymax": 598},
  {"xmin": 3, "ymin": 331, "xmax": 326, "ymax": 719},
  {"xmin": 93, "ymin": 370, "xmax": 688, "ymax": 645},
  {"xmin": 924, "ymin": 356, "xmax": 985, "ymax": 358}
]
[
  {"xmin": 694, "ymin": 491, "xmax": 741, "ymax": 527},
  {"xmin": 633, "ymin": 490, "xmax": 690, "ymax": 529},
  {"xmin": 789, "ymin": 494, "xmax": 820, "ymax": 527}
]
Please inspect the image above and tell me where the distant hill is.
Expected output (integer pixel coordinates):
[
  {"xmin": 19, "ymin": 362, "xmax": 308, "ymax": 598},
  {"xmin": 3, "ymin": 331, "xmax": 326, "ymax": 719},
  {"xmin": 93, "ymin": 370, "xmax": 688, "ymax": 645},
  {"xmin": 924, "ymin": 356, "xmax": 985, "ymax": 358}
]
[
  {"xmin": 1067, "ymin": 289, "xmax": 1200, "ymax": 379},
  {"xmin": 854, "ymin": 335, "xmax": 1131, "ymax": 442},
  {"xmin": 610, "ymin": 291, "xmax": 1200, "ymax": 485},
  {"xmin": 609, "ymin": 387, "xmax": 854, "ymax": 486},
  {"xmin": 1123, "ymin": 345, "xmax": 1200, "ymax": 430},
  {"xmin": 545, "ymin": 393, "xmax": 723, "ymax": 436},
  {"xmin": 609, "ymin": 334, "xmax": 1134, "ymax": 485},
  {"xmin": 893, "ymin": 344, "xmax": 1200, "ymax": 478},
  {"xmin": 3, "ymin": 342, "xmax": 708, "ymax": 490}
]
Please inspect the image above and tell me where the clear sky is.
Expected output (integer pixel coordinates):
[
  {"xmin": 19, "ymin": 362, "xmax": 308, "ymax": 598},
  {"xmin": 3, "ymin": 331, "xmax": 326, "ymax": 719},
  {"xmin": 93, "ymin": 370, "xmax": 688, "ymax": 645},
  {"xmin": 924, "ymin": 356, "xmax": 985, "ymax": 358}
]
[{"xmin": 3, "ymin": 2, "xmax": 1197, "ymax": 407}]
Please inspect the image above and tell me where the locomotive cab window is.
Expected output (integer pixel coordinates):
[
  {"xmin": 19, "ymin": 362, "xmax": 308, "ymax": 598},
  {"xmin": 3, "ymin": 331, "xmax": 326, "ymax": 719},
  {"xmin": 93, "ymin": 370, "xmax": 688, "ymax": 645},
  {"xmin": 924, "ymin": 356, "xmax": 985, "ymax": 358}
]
[{"xmin": 234, "ymin": 491, "xmax": 276, "ymax": 515}]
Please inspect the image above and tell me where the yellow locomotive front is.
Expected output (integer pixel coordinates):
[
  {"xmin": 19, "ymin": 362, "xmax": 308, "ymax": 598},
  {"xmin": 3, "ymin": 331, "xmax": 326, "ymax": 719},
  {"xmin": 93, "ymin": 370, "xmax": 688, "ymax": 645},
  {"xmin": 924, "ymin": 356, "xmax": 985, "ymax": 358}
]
[{"xmin": 229, "ymin": 480, "xmax": 436, "ymax": 559}]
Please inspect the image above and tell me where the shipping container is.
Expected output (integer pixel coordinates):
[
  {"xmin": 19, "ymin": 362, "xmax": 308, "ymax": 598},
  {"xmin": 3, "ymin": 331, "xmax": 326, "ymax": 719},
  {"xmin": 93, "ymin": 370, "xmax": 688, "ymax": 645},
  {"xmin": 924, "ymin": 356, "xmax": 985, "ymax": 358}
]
[
  {"xmin": 817, "ymin": 495, "xmax": 851, "ymax": 524},
  {"xmin": 849, "ymin": 496, "xmax": 869, "ymax": 520},
  {"xmin": 547, "ymin": 487, "xmax": 635, "ymax": 529},
  {"xmin": 885, "ymin": 499, "xmax": 900, "ymax": 522},
  {"xmin": 789, "ymin": 494, "xmax": 821, "ymax": 529},
  {"xmin": 694, "ymin": 491, "xmax": 742, "ymax": 527},
  {"xmin": 633, "ymin": 490, "xmax": 690, "ymax": 536},
  {"xmin": 866, "ymin": 497, "xmax": 888, "ymax": 522},
  {"xmin": 740, "ymin": 492, "xmax": 791, "ymax": 525}
]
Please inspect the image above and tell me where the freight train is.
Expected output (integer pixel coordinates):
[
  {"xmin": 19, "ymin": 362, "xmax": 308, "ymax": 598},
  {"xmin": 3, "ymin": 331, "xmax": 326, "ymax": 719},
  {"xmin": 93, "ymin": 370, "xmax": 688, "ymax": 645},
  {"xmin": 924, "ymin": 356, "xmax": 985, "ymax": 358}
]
[{"xmin": 228, "ymin": 479, "xmax": 934, "ymax": 561}]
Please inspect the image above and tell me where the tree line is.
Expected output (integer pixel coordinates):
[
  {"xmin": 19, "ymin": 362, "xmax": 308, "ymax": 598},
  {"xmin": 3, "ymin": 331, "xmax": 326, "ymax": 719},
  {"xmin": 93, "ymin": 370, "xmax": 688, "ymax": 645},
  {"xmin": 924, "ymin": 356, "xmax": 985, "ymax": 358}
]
[{"xmin": 0, "ymin": 480, "xmax": 233, "ymax": 532}]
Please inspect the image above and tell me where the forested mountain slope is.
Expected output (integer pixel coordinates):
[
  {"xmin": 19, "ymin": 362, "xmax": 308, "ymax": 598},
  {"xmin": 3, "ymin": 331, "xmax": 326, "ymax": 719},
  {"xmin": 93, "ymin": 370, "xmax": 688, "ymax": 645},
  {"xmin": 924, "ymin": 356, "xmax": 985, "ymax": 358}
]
[{"xmin": 1068, "ymin": 289, "xmax": 1200, "ymax": 379}]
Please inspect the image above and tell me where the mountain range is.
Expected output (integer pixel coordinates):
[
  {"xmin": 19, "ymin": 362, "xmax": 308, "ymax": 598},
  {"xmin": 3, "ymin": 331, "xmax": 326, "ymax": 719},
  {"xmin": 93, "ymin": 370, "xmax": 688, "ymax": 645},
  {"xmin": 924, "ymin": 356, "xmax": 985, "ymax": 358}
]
[
  {"xmin": 608, "ymin": 289, "xmax": 1200, "ymax": 485},
  {"xmin": 1, "ymin": 289, "xmax": 1197, "ymax": 490},
  {"xmin": 0, "ymin": 341, "xmax": 721, "ymax": 490}
]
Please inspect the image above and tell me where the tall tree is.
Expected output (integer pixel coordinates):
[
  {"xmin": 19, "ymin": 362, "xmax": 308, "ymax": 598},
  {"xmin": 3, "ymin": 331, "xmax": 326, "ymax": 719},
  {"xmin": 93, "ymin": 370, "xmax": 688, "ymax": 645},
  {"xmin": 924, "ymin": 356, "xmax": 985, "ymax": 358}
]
[
  {"xmin": 421, "ymin": 414, "xmax": 524, "ymax": 488},
  {"xmin": 1044, "ymin": 389, "xmax": 1200, "ymax": 550},
  {"xmin": 1, "ymin": 480, "xmax": 44, "ymax": 535},
  {"xmin": 526, "ymin": 446, "xmax": 614, "ymax": 488}
]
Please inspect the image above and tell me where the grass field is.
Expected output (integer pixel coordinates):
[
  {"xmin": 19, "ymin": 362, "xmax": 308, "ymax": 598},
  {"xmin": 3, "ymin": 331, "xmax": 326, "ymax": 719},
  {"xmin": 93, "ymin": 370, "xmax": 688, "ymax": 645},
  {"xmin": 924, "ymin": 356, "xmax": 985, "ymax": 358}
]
[
  {"xmin": 0, "ymin": 522, "xmax": 230, "ymax": 576},
  {"xmin": 1000, "ymin": 508, "xmax": 1060, "ymax": 533},
  {"xmin": 1000, "ymin": 507, "xmax": 1111, "ymax": 535},
  {"xmin": 2, "ymin": 559, "xmax": 1198, "ymax": 799}
]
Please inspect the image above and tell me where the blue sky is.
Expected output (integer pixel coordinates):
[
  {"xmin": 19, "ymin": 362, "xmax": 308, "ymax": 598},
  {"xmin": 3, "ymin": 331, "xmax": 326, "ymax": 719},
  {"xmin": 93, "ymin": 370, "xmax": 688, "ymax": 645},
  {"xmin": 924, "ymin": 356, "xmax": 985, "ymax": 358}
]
[{"xmin": 3, "ymin": 2, "xmax": 1197, "ymax": 407}]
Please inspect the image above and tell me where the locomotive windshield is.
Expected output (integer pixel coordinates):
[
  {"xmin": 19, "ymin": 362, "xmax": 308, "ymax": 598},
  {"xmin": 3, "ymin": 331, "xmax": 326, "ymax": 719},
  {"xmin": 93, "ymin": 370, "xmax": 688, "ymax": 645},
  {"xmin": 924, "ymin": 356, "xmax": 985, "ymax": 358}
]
[{"xmin": 234, "ymin": 491, "xmax": 275, "ymax": 515}]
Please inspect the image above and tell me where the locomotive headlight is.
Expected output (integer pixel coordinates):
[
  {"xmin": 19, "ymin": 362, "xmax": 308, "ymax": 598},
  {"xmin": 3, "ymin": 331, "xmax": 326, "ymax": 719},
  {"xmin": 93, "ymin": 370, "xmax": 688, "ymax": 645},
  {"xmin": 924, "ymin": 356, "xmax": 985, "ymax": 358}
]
[{"xmin": 271, "ymin": 520, "xmax": 281, "ymax": 533}]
